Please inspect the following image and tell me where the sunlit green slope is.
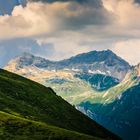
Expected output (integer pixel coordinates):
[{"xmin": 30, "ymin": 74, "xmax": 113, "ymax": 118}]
[{"xmin": 0, "ymin": 111, "xmax": 99, "ymax": 140}]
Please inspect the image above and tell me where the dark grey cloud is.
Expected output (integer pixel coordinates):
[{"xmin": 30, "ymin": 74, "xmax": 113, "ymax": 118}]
[
  {"xmin": 53, "ymin": 0, "xmax": 111, "ymax": 28},
  {"xmin": 135, "ymin": 0, "xmax": 140, "ymax": 3},
  {"xmin": 29, "ymin": 0, "xmax": 103, "ymax": 8},
  {"xmin": 60, "ymin": 0, "xmax": 111, "ymax": 29},
  {"xmin": 0, "ymin": 38, "xmax": 54, "ymax": 67},
  {"xmin": 29, "ymin": 0, "xmax": 88, "ymax": 3}
]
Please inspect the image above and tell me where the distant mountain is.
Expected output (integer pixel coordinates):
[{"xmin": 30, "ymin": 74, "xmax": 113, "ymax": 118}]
[
  {"xmin": 55, "ymin": 50, "xmax": 130, "ymax": 80},
  {"xmin": 77, "ymin": 64, "xmax": 140, "ymax": 140},
  {"xmin": 6, "ymin": 50, "xmax": 131, "ymax": 81},
  {"xmin": 0, "ymin": 69, "xmax": 119, "ymax": 140}
]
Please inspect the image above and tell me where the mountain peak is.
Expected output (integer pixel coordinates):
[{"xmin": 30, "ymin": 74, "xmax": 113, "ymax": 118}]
[
  {"xmin": 60, "ymin": 49, "xmax": 130, "ymax": 67},
  {"xmin": 97, "ymin": 49, "xmax": 113, "ymax": 54},
  {"xmin": 15, "ymin": 52, "xmax": 55, "ymax": 69}
]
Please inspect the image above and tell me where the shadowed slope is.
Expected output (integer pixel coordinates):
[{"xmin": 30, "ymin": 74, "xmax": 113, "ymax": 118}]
[{"xmin": 0, "ymin": 69, "xmax": 120, "ymax": 140}]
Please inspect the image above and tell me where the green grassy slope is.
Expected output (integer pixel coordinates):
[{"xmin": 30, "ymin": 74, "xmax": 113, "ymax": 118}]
[
  {"xmin": 0, "ymin": 69, "xmax": 119, "ymax": 140},
  {"xmin": 0, "ymin": 111, "xmax": 99, "ymax": 140}
]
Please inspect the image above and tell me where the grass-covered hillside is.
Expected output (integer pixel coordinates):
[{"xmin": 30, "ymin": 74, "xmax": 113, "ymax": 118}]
[
  {"xmin": 0, "ymin": 69, "xmax": 119, "ymax": 140},
  {"xmin": 0, "ymin": 111, "xmax": 97, "ymax": 140}
]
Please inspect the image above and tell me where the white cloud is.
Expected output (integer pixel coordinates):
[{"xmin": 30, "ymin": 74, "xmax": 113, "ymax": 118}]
[
  {"xmin": 0, "ymin": 2, "xmax": 57, "ymax": 39},
  {"xmin": 103, "ymin": 0, "xmax": 140, "ymax": 28},
  {"xmin": 36, "ymin": 31, "xmax": 93, "ymax": 60},
  {"xmin": 112, "ymin": 39, "xmax": 140, "ymax": 65}
]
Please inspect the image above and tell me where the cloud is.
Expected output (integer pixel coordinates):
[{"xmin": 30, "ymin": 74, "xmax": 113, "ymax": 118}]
[
  {"xmin": 135, "ymin": 0, "xmax": 140, "ymax": 3},
  {"xmin": 0, "ymin": 0, "xmax": 112, "ymax": 39},
  {"xmin": 37, "ymin": 31, "xmax": 93, "ymax": 60},
  {"xmin": 104, "ymin": 0, "xmax": 140, "ymax": 29},
  {"xmin": 112, "ymin": 39, "xmax": 140, "ymax": 65},
  {"xmin": 0, "ymin": 3, "xmax": 56, "ymax": 39},
  {"xmin": 0, "ymin": 0, "xmax": 139, "ymax": 40},
  {"xmin": 29, "ymin": 0, "xmax": 102, "ymax": 6}
]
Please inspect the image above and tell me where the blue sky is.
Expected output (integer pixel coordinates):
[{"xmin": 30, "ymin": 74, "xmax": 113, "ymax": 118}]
[
  {"xmin": 0, "ymin": 0, "xmax": 26, "ymax": 15},
  {"xmin": 0, "ymin": 0, "xmax": 140, "ymax": 67}
]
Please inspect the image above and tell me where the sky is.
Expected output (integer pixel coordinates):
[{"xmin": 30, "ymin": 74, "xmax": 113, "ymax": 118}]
[{"xmin": 0, "ymin": 0, "xmax": 140, "ymax": 67}]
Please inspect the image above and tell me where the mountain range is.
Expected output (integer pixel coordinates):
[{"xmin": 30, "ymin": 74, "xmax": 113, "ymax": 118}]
[
  {"xmin": 8, "ymin": 50, "xmax": 130, "ymax": 80},
  {"xmin": 4, "ymin": 50, "xmax": 140, "ymax": 140}
]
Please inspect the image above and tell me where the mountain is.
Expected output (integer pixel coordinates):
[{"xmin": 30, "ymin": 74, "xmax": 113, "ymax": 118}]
[
  {"xmin": 8, "ymin": 50, "xmax": 130, "ymax": 81},
  {"xmin": 77, "ymin": 64, "xmax": 140, "ymax": 140},
  {"xmin": 0, "ymin": 69, "xmax": 120, "ymax": 140},
  {"xmin": 57, "ymin": 50, "xmax": 130, "ymax": 81},
  {"xmin": 5, "ymin": 50, "xmax": 131, "ymax": 93}
]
